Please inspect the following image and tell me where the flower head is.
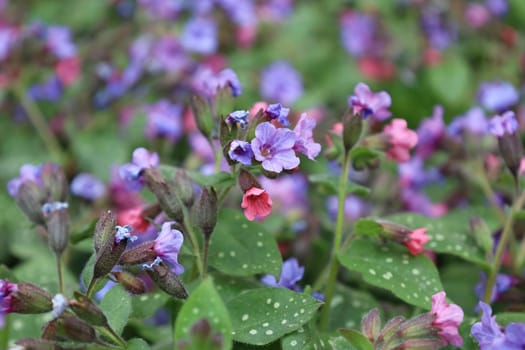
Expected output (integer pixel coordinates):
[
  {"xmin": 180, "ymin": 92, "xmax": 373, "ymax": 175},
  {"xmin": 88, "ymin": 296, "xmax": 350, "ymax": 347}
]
[
  {"xmin": 478, "ymin": 81, "xmax": 519, "ymax": 112},
  {"xmin": 228, "ymin": 140, "xmax": 254, "ymax": 166},
  {"xmin": 260, "ymin": 61, "xmax": 303, "ymax": 105},
  {"xmin": 70, "ymin": 173, "xmax": 106, "ymax": 201},
  {"xmin": 180, "ymin": 17, "xmax": 217, "ymax": 55},
  {"xmin": 489, "ymin": 111, "xmax": 518, "ymax": 137},
  {"xmin": 192, "ymin": 67, "xmax": 242, "ymax": 98},
  {"xmin": 261, "ymin": 258, "xmax": 304, "ymax": 290},
  {"xmin": 153, "ymin": 222, "xmax": 184, "ymax": 275},
  {"xmin": 293, "ymin": 113, "xmax": 321, "ymax": 160},
  {"xmin": 348, "ymin": 83, "xmax": 391, "ymax": 121},
  {"xmin": 241, "ymin": 186, "xmax": 272, "ymax": 221},
  {"xmin": 145, "ymin": 100, "xmax": 183, "ymax": 143},
  {"xmin": 119, "ymin": 148, "xmax": 160, "ymax": 191},
  {"xmin": 7, "ymin": 164, "xmax": 42, "ymax": 198},
  {"xmin": 383, "ymin": 119, "xmax": 418, "ymax": 163},
  {"xmin": 474, "ymin": 273, "xmax": 514, "ymax": 304},
  {"xmin": 226, "ymin": 110, "xmax": 250, "ymax": 129},
  {"xmin": 340, "ymin": 11, "xmax": 384, "ymax": 57},
  {"xmin": 251, "ymin": 122, "xmax": 299, "ymax": 173},
  {"xmin": 471, "ymin": 302, "xmax": 525, "ymax": 349},
  {"xmin": 416, "ymin": 105, "xmax": 445, "ymax": 159},
  {"xmin": 45, "ymin": 26, "xmax": 77, "ymax": 59},
  {"xmin": 430, "ymin": 291, "xmax": 464, "ymax": 347},
  {"xmin": 150, "ymin": 36, "xmax": 189, "ymax": 73},
  {"xmin": 265, "ymin": 103, "xmax": 290, "ymax": 126},
  {"xmin": 404, "ymin": 228, "xmax": 430, "ymax": 256},
  {"xmin": 0, "ymin": 280, "xmax": 17, "ymax": 328}
]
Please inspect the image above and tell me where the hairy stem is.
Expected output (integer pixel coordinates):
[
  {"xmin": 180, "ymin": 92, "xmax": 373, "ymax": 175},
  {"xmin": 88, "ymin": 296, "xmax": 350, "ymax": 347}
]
[
  {"xmin": 56, "ymin": 254, "xmax": 64, "ymax": 294},
  {"xmin": 182, "ymin": 206, "xmax": 203, "ymax": 279}
]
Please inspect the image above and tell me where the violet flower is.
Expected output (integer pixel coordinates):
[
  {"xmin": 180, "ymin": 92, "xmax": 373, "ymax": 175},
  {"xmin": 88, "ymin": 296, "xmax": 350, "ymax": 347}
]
[
  {"xmin": 265, "ymin": 103, "xmax": 290, "ymax": 126},
  {"xmin": 228, "ymin": 140, "xmax": 253, "ymax": 166},
  {"xmin": 348, "ymin": 82, "xmax": 391, "ymax": 121},
  {"xmin": 251, "ymin": 122, "xmax": 299, "ymax": 173},
  {"xmin": 144, "ymin": 100, "xmax": 183, "ymax": 143},
  {"xmin": 180, "ymin": 17, "xmax": 217, "ymax": 55},
  {"xmin": 150, "ymin": 36, "xmax": 189, "ymax": 73},
  {"xmin": 119, "ymin": 148, "xmax": 160, "ymax": 191},
  {"xmin": 7, "ymin": 164, "xmax": 42, "ymax": 198},
  {"xmin": 28, "ymin": 76, "xmax": 63, "ymax": 102},
  {"xmin": 216, "ymin": 0, "xmax": 257, "ymax": 26},
  {"xmin": 478, "ymin": 81, "xmax": 519, "ymax": 112},
  {"xmin": 486, "ymin": 0, "xmax": 508, "ymax": 16},
  {"xmin": 340, "ymin": 11, "xmax": 381, "ymax": 57},
  {"xmin": 293, "ymin": 113, "xmax": 321, "ymax": 160},
  {"xmin": 153, "ymin": 222, "xmax": 184, "ymax": 275},
  {"xmin": 261, "ymin": 258, "xmax": 304, "ymax": 290},
  {"xmin": 192, "ymin": 67, "xmax": 242, "ymax": 98},
  {"xmin": 488, "ymin": 111, "xmax": 518, "ymax": 137},
  {"xmin": 260, "ymin": 61, "xmax": 303, "ymax": 105},
  {"xmin": 45, "ymin": 26, "xmax": 77, "ymax": 59},
  {"xmin": 137, "ymin": 0, "xmax": 181, "ymax": 19},
  {"xmin": 447, "ymin": 107, "xmax": 489, "ymax": 137},
  {"xmin": 416, "ymin": 105, "xmax": 445, "ymax": 159},
  {"xmin": 0, "ymin": 27, "xmax": 19, "ymax": 61},
  {"xmin": 70, "ymin": 173, "xmax": 106, "ymax": 201},
  {"xmin": 420, "ymin": 7, "xmax": 457, "ymax": 50},
  {"xmin": 474, "ymin": 273, "xmax": 514, "ymax": 305},
  {"xmin": 226, "ymin": 110, "xmax": 250, "ymax": 129},
  {"xmin": 259, "ymin": 174, "xmax": 308, "ymax": 216},
  {"xmin": 471, "ymin": 302, "xmax": 525, "ymax": 349}
]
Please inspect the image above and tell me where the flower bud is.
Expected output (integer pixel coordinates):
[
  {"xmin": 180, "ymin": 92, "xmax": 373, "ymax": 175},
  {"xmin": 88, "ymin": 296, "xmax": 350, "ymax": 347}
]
[
  {"xmin": 361, "ymin": 309, "xmax": 381, "ymax": 342},
  {"xmin": 14, "ymin": 181, "xmax": 46, "ymax": 225},
  {"xmin": 390, "ymin": 338, "xmax": 443, "ymax": 350},
  {"xmin": 57, "ymin": 315, "xmax": 97, "ymax": 343},
  {"xmin": 191, "ymin": 95, "xmax": 213, "ymax": 138},
  {"xmin": 69, "ymin": 291, "xmax": 108, "ymax": 327},
  {"xmin": 112, "ymin": 271, "xmax": 146, "ymax": 294},
  {"xmin": 9, "ymin": 282, "xmax": 53, "ymax": 314},
  {"xmin": 173, "ymin": 170, "xmax": 195, "ymax": 207},
  {"xmin": 238, "ymin": 169, "xmax": 260, "ymax": 192},
  {"xmin": 40, "ymin": 163, "xmax": 68, "ymax": 202},
  {"xmin": 343, "ymin": 109, "xmax": 363, "ymax": 152},
  {"xmin": 94, "ymin": 210, "xmax": 117, "ymax": 254},
  {"xmin": 489, "ymin": 111, "xmax": 523, "ymax": 179},
  {"xmin": 119, "ymin": 241, "xmax": 157, "ymax": 266},
  {"xmin": 43, "ymin": 203, "xmax": 70, "ymax": 255},
  {"xmin": 147, "ymin": 263, "xmax": 188, "ymax": 299},
  {"xmin": 93, "ymin": 225, "xmax": 136, "ymax": 279},
  {"xmin": 143, "ymin": 168, "xmax": 184, "ymax": 222},
  {"xmin": 196, "ymin": 187, "xmax": 217, "ymax": 239},
  {"xmin": 375, "ymin": 220, "xmax": 429, "ymax": 256},
  {"xmin": 14, "ymin": 338, "xmax": 60, "ymax": 350}
]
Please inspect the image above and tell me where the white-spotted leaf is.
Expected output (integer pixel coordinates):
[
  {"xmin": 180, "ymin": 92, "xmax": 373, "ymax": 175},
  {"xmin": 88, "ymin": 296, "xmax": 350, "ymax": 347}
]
[
  {"xmin": 338, "ymin": 237, "xmax": 443, "ymax": 309},
  {"xmin": 99, "ymin": 285, "xmax": 132, "ymax": 335},
  {"xmin": 208, "ymin": 209, "xmax": 282, "ymax": 277},
  {"xmin": 328, "ymin": 284, "xmax": 381, "ymax": 331},
  {"xmin": 227, "ymin": 288, "xmax": 322, "ymax": 345}
]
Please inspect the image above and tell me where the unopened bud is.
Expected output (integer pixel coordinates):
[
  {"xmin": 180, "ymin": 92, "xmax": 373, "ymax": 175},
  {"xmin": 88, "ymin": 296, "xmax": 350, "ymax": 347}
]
[
  {"xmin": 93, "ymin": 225, "xmax": 135, "ymax": 279},
  {"xmin": 498, "ymin": 133, "xmax": 523, "ymax": 179},
  {"xmin": 196, "ymin": 187, "xmax": 217, "ymax": 238},
  {"xmin": 396, "ymin": 313, "xmax": 434, "ymax": 338},
  {"xmin": 174, "ymin": 170, "xmax": 195, "ymax": 207},
  {"xmin": 390, "ymin": 337, "xmax": 443, "ymax": 350},
  {"xmin": 343, "ymin": 109, "xmax": 363, "ymax": 152},
  {"xmin": 191, "ymin": 95, "xmax": 213, "ymax": 138},
  {"xmin": 44, "ymin": 203, "xmax": 70, "ymax": 255},
  {"xmin": 94, "ymin": 210, "xmax": 117, "ymax": 253},
  {"xmin": 361, "ymin": 309, "xmax": 381, "ymax": 342},
  {"xmin": 40, "ymin": 163, "xmax": 68, "ymax": 202},
  {"xmin": 238, "ymin": 169, "xmax": 260, "ymax": 192},
  {"xmin": 470, "ymin": 217, "xmax": 494, "ymax": 261},
  {"xmin": 119, "ymin": 241, "xmax": 157, "ymax": 266},
  {"xmin": 57, "ymin": 316, "xmax": 97, "ymax": 343},
  {"xmin": 10, "ymin": 282, "xmax": 53, "ymax": 314},
  {"xmin": 143, "ymin": 168, "xmax": 183, "ymax": 222},
  {"xmin": 15, "ymin": 181, "xmax": 46, "ymax": 225},
  {"xmin": 69, "ymin": 292, "xmax": 108, "ymax": 326},
  {"xmin": 112, "ymin": 271, "xmax": 146, "ymax": 294},
  {"xmin": 147, "ymin": 263, "xmax": 188, "ymax": 299}
]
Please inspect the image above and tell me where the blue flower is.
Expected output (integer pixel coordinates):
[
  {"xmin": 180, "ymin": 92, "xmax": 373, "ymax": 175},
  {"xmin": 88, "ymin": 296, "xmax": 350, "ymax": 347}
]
[
  {"xmin": 180, "ymin": 17, "xmax": 217, "ymax": 55},
  {"xmin": 471, "ymin": 302, "xmax": 525, "ymax": 349},
  {"xmin": 228, "ymin": 140, "xmax": 254, "ymax": 166},
  {"xmin": 489, "ymin": 111, "xmax": 519, "ymax": 137},
  {"xmin": 261, "ymin": 258, "xmax": 304, "ymax": 290},
  {"xmin": 478, "ymin": 81, "xmax": 519, "ymax": 112},
  {"xmin": 153, "ymin": 222, "xmax": 184, "ymax": 275},
  {"xmin": 265, "ymin": 103, "xmax": 290, "ymax": 126},
  {"xmin": 251, "ymin": 122, "xmax": 299, "ymax": 173},
  {"xmin": 226, "ymin": 110, "xmax": 250, "ymax": 129},
  {"xmin": 70, "ymin": 173, "xmax": 106, "ymax": 201},
  {"xmin": 260, "ymin": 61, "xmax": 303, "ymax": 105}
]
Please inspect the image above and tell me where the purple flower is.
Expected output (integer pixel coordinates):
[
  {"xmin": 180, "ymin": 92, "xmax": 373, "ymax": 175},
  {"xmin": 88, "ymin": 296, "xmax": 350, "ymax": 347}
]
[
  {"xmin": 153, "ymin": 222, "xmax": 184, "ymax": 275},
  {"xmin": 340, "ymin": 12, "xmax": 381, "ymax": 57},
  {"xmin": 0, "ymin": 280, "xmax": 17, "ymax": 328},
  {"xmin": 71, "ymin": 173, "xmax": 106, "ymax": 201},
  {"xmin": 401, "ymin": 188, "xmax": 447, "ymax": 218},
  {"xmin": 420, "ymin": 7, "xmax": 457, "ymax": 50},
  {"xmin": 489, "ymin": 111, "xmax": 518, "ymax": 137},
  {"xmin": 226, "ymin": 110, "xmax": 250, "ymax": 129},
  {"xmin": 261, "ymin": 258, "xmax": 304, "ymax": 290},
  {"xmin": 416, "ymin": 106, "xmax": 445, "ymax": 159},
  {"xmin": 478, "ymin": 81, "xmax": 519, "ymax": 112},
  {"xmin": 119, "ymin": 148, "xmax": 160, "ymax": 191},
  {"xmin": 145, "ymin": 100, "xmax": 183, "ymax": 143},
  {"xmin": 216, "ymin": 0, "xmax": 257, "ymax": 26},
  {"xmin": 486, "ymin": 0, "xmax": 508, "ymax": 16},
  {"xmin": 260, "ymin": 61, "xmax": 303, "ymax": 105},
  {"xmin": 45, "ymin": 26, "xmax": 76, "ymax": 59},
  {"xmin": 192, "ymin": 67, "xmax": 242, "ymax": 98},
  {"xmin": 348, "ymin": 83, "xmax": 391, "ymax": 121},
  {"xmin": 180, "ymin": 17, "xmax": 217, "ymax": 55},
  {"xmin": 327, "ymin": 195, "xmax": 371, "ymax": 221},
  {"xmin": 150, "ymin": 36, "xmax": 189, "ymax": 73},
  {"xmin": 28, "ymin": 76, "xmax": 63, "ymax": 102},
  {"xmin": 228, "ymin": 140, "xmax": 253, "ymax": 165},
  {"xmin": 7, "ymin": 164, "xmax": 42, "ymax": 197},
  {"xmin": 474, "ymin": 273, "xmax": 514, "ymax": 304},
  {"xmin": 251, "ymin": 122, "xmax": 299, "ymax": 173},
  {"xmin": 472, "ymin": 302, "xmax": 525, "ymax": 350},
  {"xmin": 447, "ymin": 107, "xmax": 489, "ymax": 136},
  {"xmin": 137, "ymin": 0, "xmax": 181, "ymax": 19},
  {"xmin": 398, "ymin": 157, "xmax": 442, "ymax": 189},
  {"xmin": 0, "ymin": 27, "xmax": 18, "ymax": 61},
  {"xmin": 293, "ymin": 113, "xmax": 321, "ymax": 160},
  {"xmin": 265, "ymin": 103, "xmax": 290, "ymax": 126}
]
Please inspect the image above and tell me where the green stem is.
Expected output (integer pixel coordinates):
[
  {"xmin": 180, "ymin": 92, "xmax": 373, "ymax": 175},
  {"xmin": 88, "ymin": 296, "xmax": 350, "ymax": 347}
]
[
  {"xmin": 483, "ymin": 190, "xmax": 525, "ymax": 303},
  {"xmin": 514, "ymin": 237, "xmax": 525, "ymax": 274},
  {"xmin": 56, "ymin": 253, "xmax": 64, "ymax": 294},
  {"xmin": 181, "ymin": 206, "xmax": 204, "ymax": 279},
  {"xmin": 86, "ymin": 278, "xmax": 98, "ymax": 299},
  {"xmin": 203, "ymin": 237, "xmax": 210, "ymax": 278},
  {"xmin": 319, "ymin": 153, "xmax": 351, "ymax": 331},
  {"xmin": 99, "ymin": 325, "xmax": 126, "ymax": 347},
  {"xmin": 13, "ymin": 84, "xmax": 65, "ymax": 164}
]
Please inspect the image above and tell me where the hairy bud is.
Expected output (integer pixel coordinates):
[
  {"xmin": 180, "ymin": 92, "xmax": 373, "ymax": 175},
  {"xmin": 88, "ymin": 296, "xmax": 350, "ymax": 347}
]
[
  {"xmin": 147, "ymin": 263, "xmax": 188, "ymax": 299},
  {"xmin": 143, "ymin": 168, "xmax": 184, "ymax": 222},
  {"xmin": 196, "ymin": 187, "xmax": 217, "ymax": 239},
  {"xmin": 94, "ymin": 210, "xmax": 117, "ymax": 253}
]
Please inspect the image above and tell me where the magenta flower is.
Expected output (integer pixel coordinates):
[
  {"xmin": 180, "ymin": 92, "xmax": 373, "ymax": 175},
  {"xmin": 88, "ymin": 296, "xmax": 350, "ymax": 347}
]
[
  {"xmin": 153, "ymin": 222, "xmax": 184, "ymax": 275},
  {"xmin": 119, "ymin": 148, "xmax": 160, "ymax": 191},
  {"xmin": 0, "ymin": 280, "xmax": 17, "ymax": 328},
  {"xmin": 489, "ymin": 111, "xmax": 518, "ymax": 137},
  {"xmin": 251, "ymin": 122, "xmax": 299, "ymax": 173},
  {"xmin": 293, "ymin": 113, "xmax": 321, "ymax": 160},
  {"xmin": 144, "ymin": 100, "xmax": 183, "ymax": 143},
  {"xmin": 383, "ymin": 119, "xmax": 418, "ymax": 163},
  {"xmin": 430, "ymin": 291, "xmax": 464, "ymax": 347},
  {"xmin": 348, "ymin": 83, "xmax": 391, "ymax": 121}
]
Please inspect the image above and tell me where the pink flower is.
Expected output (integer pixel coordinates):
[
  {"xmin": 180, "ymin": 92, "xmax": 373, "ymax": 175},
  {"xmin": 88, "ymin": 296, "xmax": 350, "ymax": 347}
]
[
  {"xmin": 348, "ymin": 82, "xmax": 392, "ymax": 121},
  {"xmin": 383, "ymin": 119, "xmax": 418, "ymax": 162},
  {"xmin": 241, "ymin": 187, "xmax": 273, "ymax": 221},
  {"xmin": 430, "ymin": 291, "xmax": 464, "ymax": 347},
  {"xmin": 55, "ymin": 56, "xmax": 80, "ymax": 86},
  {"xmin": 404, "ymin": 228, "xmax": 430, "ymax": 255}
]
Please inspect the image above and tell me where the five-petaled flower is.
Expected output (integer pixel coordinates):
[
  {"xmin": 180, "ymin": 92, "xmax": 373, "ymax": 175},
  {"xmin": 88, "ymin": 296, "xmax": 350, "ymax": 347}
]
[
  {"xmin": 251, "ymin": 122, "xmax": 299, "ymax": 173},
  {"xmin": 430, "ymin": 291, "xmax": 464, "ymax": 347},
  {"xmin": 348, "ymin": 82, "xmax": 391, "ymax": 121},
  {"xmin": 241, "ymin": 186, "xmax": 272, "ymax": 221}
]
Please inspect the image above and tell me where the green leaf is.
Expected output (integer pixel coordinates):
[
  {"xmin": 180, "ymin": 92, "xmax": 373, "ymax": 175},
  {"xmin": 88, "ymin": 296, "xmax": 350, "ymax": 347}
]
[
  {"xmin": 227, "ymin": 288, "xmax": 322, "ymax": 345},
  {"xmin": 0, "ymin": 265, "xmax": 18, "ymax": 282},
  {"xmin": 131, "ymin": 292, "xmax": 170, "ymax": 319},
  {"xmin": 81, "ymin": 253, "xmax": 96, "ymax": 291},
  {"xmin": 425, "ymin": 55, "xmax": 471, "ymax": 106},
  {"xmin": 328, "ymin": 285, "xmax": 381, "ymax": 330},
  {"xmin": 308, "ymin": 174, "xmax": 370, "ymax": 196},
  {"xmin": 349, "ymin": 147, "xmax": 381, "ymax": 170},
  {"xmin": 338, "ymin": 329, "xmax": 374, "ymax": 350},
  {"xmin": 208, "ymin": 209, "xmax": 282, "ymax": 277},
  {"xmin": 99, "ymin": 285, "xmax": 132, "ymax": 335},
  {"xmin": 127, "ymin": 338, "xmax": 151, "ymax": 350},
  {"xmin": 213, "ymin": 274, "xmax": 262, "ymax": 303},
  {"xmin": 174, "ymin": 278, "xmax": 232, "ymax": 350},
  {"xmin": 496, "ymin": 312, "xmax": 525, "ymax": 325},
  {"xmin": 338, "ymin": 237, "xmax": 443, "ymax": 309},
  {"xmin": 281, "ymin": 321, "xmax": 324, "ymax": 350},
  {"xmin": 160, "ymin": 165, "xmax": 235, "ymax": 189},
  {"xmin": 354, "ymin": 219, "xmax": 384, "ymax": 237},
  {"xmin": 387, "ymin": 207, "xmax": 495, "ymax": 268}
]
